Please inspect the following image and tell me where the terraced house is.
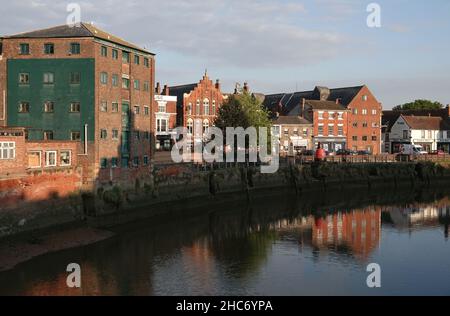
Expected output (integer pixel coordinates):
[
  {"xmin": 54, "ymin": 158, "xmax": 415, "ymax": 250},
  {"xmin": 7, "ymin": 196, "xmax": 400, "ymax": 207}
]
[{"xmin": 0, "ymin": 23, "xmax": 155, "ymax": 187}]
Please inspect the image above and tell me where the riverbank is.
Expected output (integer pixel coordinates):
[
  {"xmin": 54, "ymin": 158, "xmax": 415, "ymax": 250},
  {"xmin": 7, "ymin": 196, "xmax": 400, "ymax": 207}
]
[{"xmin": 1, "ymin": 161, "xmax": 450, "ymax": 269}]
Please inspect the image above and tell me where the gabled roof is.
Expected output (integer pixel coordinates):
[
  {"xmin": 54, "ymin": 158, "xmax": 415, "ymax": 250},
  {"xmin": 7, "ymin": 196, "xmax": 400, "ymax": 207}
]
[
  {"xmin": 273, "ymin": 116, "xmax": 312, "ymax": 125},
  {"xmin": 5, "ymin": 23, "xmax": 153, "ymax": 55},
  {"xmin": 382, "ymin": 108, "xmax": 450, "ymax": 132},
  {"xmin": 263, "ymin": 85, "xmax": 364, "ymax": 115},
  {"xmin": 400, "ymin": 115, "xmax": 450, "ymax": 131}
]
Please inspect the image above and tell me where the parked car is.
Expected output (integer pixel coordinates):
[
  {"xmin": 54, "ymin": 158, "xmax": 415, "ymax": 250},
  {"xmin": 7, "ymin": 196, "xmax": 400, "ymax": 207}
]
[
  {"xmin": 301, "ymin": 150, "xmax": 315, "ymax": 156},
  {"xmin": 400, "ymin": 144, "xmax": 427, "ymax": 156},
  {"xmin": 431, "ymin": 149, "xmax": 446, "ymax": 156},
  {"xmin": 336, "ymin": 149, "xmax": 357, "ymax": 156},
  {"xmin": 357, "ymin": 150, "xmax": 372, "ymax": 156}
]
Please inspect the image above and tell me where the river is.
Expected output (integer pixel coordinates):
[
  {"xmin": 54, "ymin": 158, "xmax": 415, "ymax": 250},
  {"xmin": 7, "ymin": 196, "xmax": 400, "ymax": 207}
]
[{"xmin": 0, "ymin": 187, "xmax": 449, "ymax": 296}]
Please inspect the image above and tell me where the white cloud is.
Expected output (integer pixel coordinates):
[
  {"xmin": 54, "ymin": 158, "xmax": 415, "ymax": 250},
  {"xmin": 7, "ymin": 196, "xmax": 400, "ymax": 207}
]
[{"xmin": 0, "ymin": 0, "xmax": 346, "ymax": 68}]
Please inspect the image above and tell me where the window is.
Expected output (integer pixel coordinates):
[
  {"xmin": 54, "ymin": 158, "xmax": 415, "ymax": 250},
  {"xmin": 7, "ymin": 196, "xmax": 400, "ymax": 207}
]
[
  {"xmin": 338, "ymin": 126, "xmax": 344, "ymax": 136},
  {"xmin": 372, "ymin": 109, "xmax": 377, "ymax": 115},
  {"xmin": 187, "ymin": 119, "xmax": 194, "ymax": 134},
  {"xmin": 100, "ymin": 158, "xmax": 108, "ymax": 169},
  {"xmin": 144, "ymin": 106, "xmax": 150, "ymax": 115},
  {"xmin": 100, "ymin": 129, "xmax": 108, "ymax": 139},
  {"xmin": 352, "ymin": 136, "xmax": 358, "ymax": 141},
  {"xmin": 328, "ymin": 125, "xmax": 334, "ymax": 136},
  {"xmin": 134, "ymin": 105, "xmax": 140, "ymax": 115},
  {"xmin": 27, "ymin": 151, "xmax": 41, "ymax": 168},
  {"xmin": 144, "ymin": 57, "xmax": 149, "ymax": 67},
  {"xmin": 144, "ymin": 131, "xmax": 150, "ymax": 139},
  {"xmin": 421, "ymin": 130, "xmax": 426, "ymax": 139},
  {"xmin": 20, "ymin": 43, "xmax": 30, "ymax": 55},
  {"xmin": 157, "ymin": 119, "xmax": 168, "ymax": 133},
  {"xmin": 338, "ymin": 112, "xmax": 344, "ymax": 120},
  {"xmin": 0, "ymin": 142, "xmax": 15, "ymax": 160},
  {"xmin": 187, "ymin": 103, "xmax": 192, "ymax": 116},
  {"xmin": 303, "ymin": 129, "xmax": 308, "ymax": 137},
  {"xmin": 44, "ymin": 43, "xmax": 54, "ymax": 55},
  {"xmin": 329, "ymin": 112, "xmax": 335, "ymax": 120},
  {"xmin": 403, "ymin": 130, "xmax": 409, "ymax": 139},
  {"xmin": 143, "ymin": 81, "xmax": 150, "ymax": 92},
  {"xmin": 362, "ymin": 95, "xmax": 368, "ymax": 101},
  {"xmin": 196, "ymin": 100, "xmax": 201, "ymax": 115},
  {"xmin": 133, "ymin": 157, "xmax": 139, "ymax": 167},
  {"xmin": 318, "ymin": 112, "xmax": 324, "ymax": 120},
  {"xmin": 112, "ymin": 49, "xmax": 118, "ymax": 59},
  {"xmin": 362, "ymin": 109, "xmax": 368, "ymax": 115},
  {"xmin": 318, "ymin": 125, "xmax": 324, "ymax": 136},
  {"xmin": 100, "ymin": 72, "xmax": 108, "ymax": 85},
  {"xmin": 122, "ymin": 78, "xmax": 130, "ymax": 89},
  {"xmin": 70, "ymin": 43, "xmax": 80, "ymax": 54},
  {"xmin": 100, "ymin": 101, "xmax": 108, "ymax": 112},
  {"xmin": 111, "ymin": 158, "xmax": 118, "ymax": 168},
  {"xmin": 44, "ymin": 101, "xmax": 54, "ymax": 113},
  {"xmin": 112, "ymin": 74, "xmax": 119, "ymax": 87},
  {"xmin": 70, "ymin": 102, "xmax": 80, "ymax": 113},
  {"xmin": 112, "ymin": 129, "xmax": 119, "ymax": 140},
  {"xmin": 19, "ymin": 73, "xmax": 30, "ymax": 84},
  {"xmin": 101, "ymin": 46, "xmax": 108, "ymax": 57},
  {"xmin": 135, "ymin": 131, "xmax": 140, "ymax": 140},
  {"xmin": 203, "ymin": 120, "xmax": 210, "ymax": 134},
  {"xmin": 134, "ymin": 79, "xmax": 140, "ymax": 90},
  {"xmin": 293, "ymin": 129, "xmax": 299, "ymax": 136},
  {"xmin": 143, "ymin": 156, "xmax": 149, "ymax": 166},
  {"xmin": 45, "ymin": 151, "xmax": 57, "ymax": 167},
  {"xmin": 158, "ymin": 103, "xmax": 166, "ymax": 113},
  {"xmin": 362, "ymin": 136, "xmax": 368, "ymax": 141},
  {"xmin": 44, "ymin": 131, "xmax": 54, "ymax": 140},
  {"xmin": 212, "ymin": 100, "xmax": 216, "ymax": 116},
  {"xmin": 362, "ymin": 122, "xmax": 368, "ymax": 128},
  {"xmin": 284, "ymin": 129, "xmax": 289, "ymax": 136},
  {"xmin": 18, "ymin": 102, "xmax": 30, "ymax": 113},
  {"xmin": 43, "ymin": 72, "xmax": 54, "ymax": 84},
  {"xmin": 352, "ymin": 109, "xmax": 358, "ymax": 115},
  {"xmin": 60, "ymin": 151, "xmax": 71, "ymax": 166},
  {"xmin": 372, "ymin": 136, "xmax": 377, "ymax": 141},
  {"xmin": 134, "ymin": 55, "xmax": 140, "ymax": 65},
  {"xmin": 203, "ymin": 99, "xmax": 210, "ymax": 115},
  {"xmin": 70, "ymin": 72, "xmax": 80, "ymax": 84},
  {"xmin": 112, "ymin": 102, "xmax": 119, "ymax": 113},
  {"xmin": 428, "ymin": 131, "xmax": 432, "ymax": 139},
  {"xmin": 71, "ymin": 131, "xmax": 81, "ymax": 141},
  {"xmin": 122, "ymin": 51, "xmax": 130, "ymax": 63}
]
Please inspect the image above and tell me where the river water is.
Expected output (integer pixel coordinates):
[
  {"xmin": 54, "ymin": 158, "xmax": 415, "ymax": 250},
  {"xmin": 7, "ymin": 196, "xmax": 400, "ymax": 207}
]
[{"xmin": 0, "ymin": 187, "xmax": 449, "ymax": 296}]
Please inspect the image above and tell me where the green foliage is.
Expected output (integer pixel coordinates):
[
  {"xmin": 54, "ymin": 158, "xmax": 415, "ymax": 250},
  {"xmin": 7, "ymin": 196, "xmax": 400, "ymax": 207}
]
[
  {"xmin": 215, "ymin": 91, "xmax": 272, "ymax": 131},
  {"xmin": 393, "ymin": 99, "xmax": 444, "ymax": 111}
]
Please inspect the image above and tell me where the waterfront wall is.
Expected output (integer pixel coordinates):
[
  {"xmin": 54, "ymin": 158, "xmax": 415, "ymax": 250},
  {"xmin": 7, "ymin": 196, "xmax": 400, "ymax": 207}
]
[{"xmin": 1, "ymin": 161, "xmax": 449, "ymax": 239}]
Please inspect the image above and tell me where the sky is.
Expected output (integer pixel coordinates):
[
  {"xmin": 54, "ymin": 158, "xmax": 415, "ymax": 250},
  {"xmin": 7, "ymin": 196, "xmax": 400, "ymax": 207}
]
[{"xmin": 1, "ymin": 0, "xmax": 449, "ymax": 109}]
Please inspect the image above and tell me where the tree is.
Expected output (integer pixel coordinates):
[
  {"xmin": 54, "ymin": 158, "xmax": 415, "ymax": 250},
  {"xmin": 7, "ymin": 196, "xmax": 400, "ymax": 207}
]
[
  {"xmin": 215, "ymin": 90, "xmax": 272, "ymax": 131},
  {"xmin": 393, "ymin": 99, "xmax": 444, "ymax": 111}
]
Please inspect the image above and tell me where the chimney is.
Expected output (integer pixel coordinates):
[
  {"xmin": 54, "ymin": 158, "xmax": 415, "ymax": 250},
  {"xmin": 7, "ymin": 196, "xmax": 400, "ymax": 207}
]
[
  {"xmin": 163, "ymin": 84, "xmax": 169, "ymax": 96},
  {"xmin": 447, "ymin": 104, "xmax": 450, "ymax": 117},
  {"xmin": 215, "ymin": 79, "xmax": 221, "ymax": 90},
  {"xmin": 336, "ymin": 98, "xmax": 341, "ymax": 105},
  {"xmin": 243, "ymin": 82, "xmax": 249, "ymax": 92},
  {"xmin": 155, "ymin": 82, "xmax": 161, "ymax": 95}
]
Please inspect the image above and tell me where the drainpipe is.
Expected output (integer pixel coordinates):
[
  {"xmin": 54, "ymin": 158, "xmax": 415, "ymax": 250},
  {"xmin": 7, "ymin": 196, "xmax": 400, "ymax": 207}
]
[
  {"xmin": 1, "ymin": 90, "xmax": 5, "ymax": 121},
  {"xmin": 84, "ymin": 124, "xmax": 88, "ymax": 155}
]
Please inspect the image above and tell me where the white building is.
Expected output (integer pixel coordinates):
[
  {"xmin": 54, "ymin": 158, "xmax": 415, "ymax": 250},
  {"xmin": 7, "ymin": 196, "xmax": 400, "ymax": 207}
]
[{"xmin": 389, "ymin": 115, "xmax": 450, "ymax": 153}]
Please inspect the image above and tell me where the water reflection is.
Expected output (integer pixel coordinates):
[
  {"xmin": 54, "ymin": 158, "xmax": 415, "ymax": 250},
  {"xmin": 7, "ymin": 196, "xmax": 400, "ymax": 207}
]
[{"xmin": 0, "ymin": 188, "xmax": 449, "ymax": 296}]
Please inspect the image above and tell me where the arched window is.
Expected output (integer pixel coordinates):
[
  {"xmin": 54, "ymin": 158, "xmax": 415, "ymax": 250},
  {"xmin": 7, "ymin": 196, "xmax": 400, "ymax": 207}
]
[
  {"xmin": 203, "ymin": 98, "xmax": 210, "ymax": 116},
  {"xmin": 203, "ymin": 119, "xmax": 210, "ymax": 135},
  {"xmin": 187, "ymin": 119, "xmax": 194, "ymax": 135},
  {"xmin": 187, "ymin": 103, "xmax": 192, "ymax": 116},
  {"xmin": 212, "ymin": 100, "xmax": 216, "ymax": 116},
  {"xmin": 196, "ymin": 100, "xmax": 200, "ymax": 115}
]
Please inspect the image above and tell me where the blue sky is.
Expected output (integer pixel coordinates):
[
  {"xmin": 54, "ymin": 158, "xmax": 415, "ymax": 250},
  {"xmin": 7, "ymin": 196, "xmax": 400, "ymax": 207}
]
[{"xmin": 1, "ymin": 0, "xmax": 449, "ymax": 108}]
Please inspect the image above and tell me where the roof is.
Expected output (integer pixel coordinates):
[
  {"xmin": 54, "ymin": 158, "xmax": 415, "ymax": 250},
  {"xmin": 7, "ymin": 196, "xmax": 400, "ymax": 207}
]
[
  {"xmin": 5, "ymin": 23, "xmax": 153, "ymax": 55},
  {"xmin": 382, "ymin": 108, "xmax": 450, "ymax": 132},
  {"xmin": 263, "ymin": 85, "xmax": 364, "ymax": 115},
  {"xmin": 401, "ymin": 115, "xmax": 450, "ymax": 130},
  {"xmin": 304, "ymin": 100, "xmax": 347, "ymax": 111},
  {"xmin": 168, "ymin": 84, "xmax": 198, "ymax": 108},
  {"xmin": 273, "ymin": 116, "xmax": 312, "ymax": 125}
]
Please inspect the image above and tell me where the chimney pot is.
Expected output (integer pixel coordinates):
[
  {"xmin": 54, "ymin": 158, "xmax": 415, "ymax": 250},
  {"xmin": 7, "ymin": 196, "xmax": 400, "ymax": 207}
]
[
  {"xmin": 163, "ymin": 84, "xmax": 169, "ymax": 96},
  {"xmin": 215, "ymin": 79, "xmax": 220, "ymax": 90},
  {"xmin": 243, "ymin": 82, "xmax": 249, "ymax": 92},
  {"xmin": 156, "ymin": 82, "xmax": 161, "ymax": 94}
]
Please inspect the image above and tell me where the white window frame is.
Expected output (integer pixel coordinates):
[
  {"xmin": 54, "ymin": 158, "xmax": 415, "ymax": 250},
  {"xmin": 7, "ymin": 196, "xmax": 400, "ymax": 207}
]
[
  {"xmin": 45, "ymin": 151, "xmax": 57, "ymax": 167},
  {"xmin": 0, "ymin": 142, "xmax": 16, "ymax": 160}
]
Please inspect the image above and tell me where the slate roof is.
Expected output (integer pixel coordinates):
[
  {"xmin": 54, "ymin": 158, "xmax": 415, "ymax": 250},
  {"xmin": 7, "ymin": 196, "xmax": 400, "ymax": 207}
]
[
  {"xmin": 5, "ymin": 23, "xmax": 153, "ymax": 54},
  {"xmin": 263, "ymin": 85, "xmax": 364, "ymax": 115},
  {"xmin": 273, "ymin": 116, "xmax": 312, "ymax": 125},
  {"xmin": 401, "ymin": 115, "xmax": 450, "ymax": 131},
  {"xmin": 304, "ymin": 100, "xmax": 347, "ymax": 111},
  {"xmin": 168, "ymin": 84, "xmax": 198, "ymax": 108}
]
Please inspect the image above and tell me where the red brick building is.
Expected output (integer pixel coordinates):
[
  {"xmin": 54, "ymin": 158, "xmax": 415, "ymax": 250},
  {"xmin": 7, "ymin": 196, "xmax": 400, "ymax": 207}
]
[
  {"xmin": 169, "ymin": 72, "xmax": 228, "ymax": 142},
  {"xmin": 264, "ymin": 85, "xmax": 383, "ymax": 154},
  {"xmin": 0, "ymin": 23, "xmax": 155, "ymax": 188}
]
